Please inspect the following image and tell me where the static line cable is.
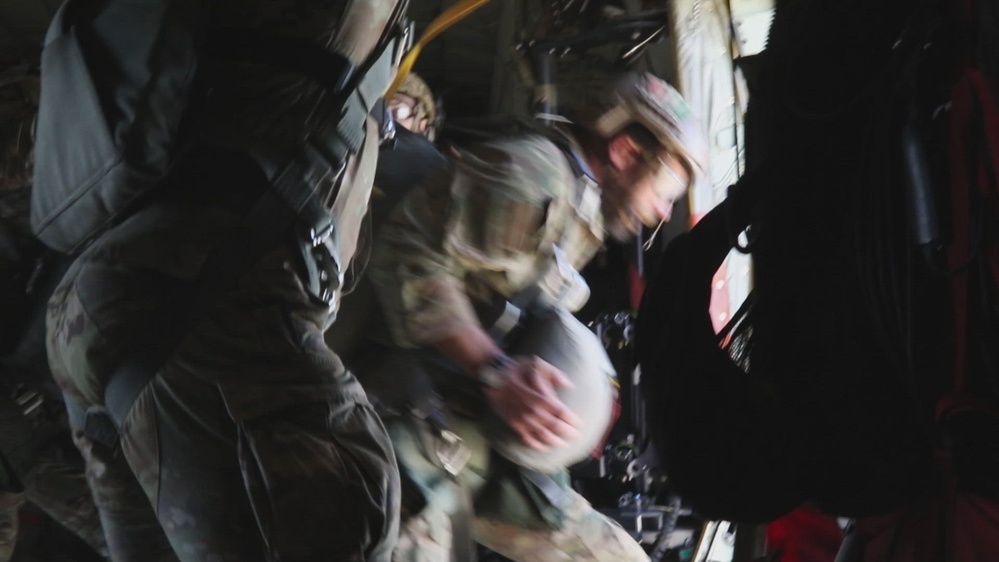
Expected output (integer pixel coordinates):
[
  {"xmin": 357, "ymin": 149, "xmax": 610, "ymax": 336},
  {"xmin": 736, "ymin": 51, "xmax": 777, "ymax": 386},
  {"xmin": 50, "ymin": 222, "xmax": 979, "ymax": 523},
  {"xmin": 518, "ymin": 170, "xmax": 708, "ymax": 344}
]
[{"xmin": 386, "ymin": 0, "xmax": 494, "ymax": 98}]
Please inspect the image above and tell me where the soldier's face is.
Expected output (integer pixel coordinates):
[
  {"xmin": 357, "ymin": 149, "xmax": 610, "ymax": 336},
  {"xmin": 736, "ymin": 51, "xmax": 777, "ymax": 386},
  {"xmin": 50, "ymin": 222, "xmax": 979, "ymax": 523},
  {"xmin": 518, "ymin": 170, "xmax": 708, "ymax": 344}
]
[
  {"xmin": 638, "ymin": 154, "xmax": 689, "ymax": 225},
  {"xmin": 601, "ymin": 137, "xmax": 688, "ymax": 241}
]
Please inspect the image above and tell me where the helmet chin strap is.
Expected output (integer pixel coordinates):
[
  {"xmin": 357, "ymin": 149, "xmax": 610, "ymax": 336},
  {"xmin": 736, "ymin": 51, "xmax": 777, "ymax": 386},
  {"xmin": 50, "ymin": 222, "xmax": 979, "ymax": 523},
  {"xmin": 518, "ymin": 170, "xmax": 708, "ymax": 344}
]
[{"xmin": 643, "ymin": 217, "xmax": 666, "ymax": 251}]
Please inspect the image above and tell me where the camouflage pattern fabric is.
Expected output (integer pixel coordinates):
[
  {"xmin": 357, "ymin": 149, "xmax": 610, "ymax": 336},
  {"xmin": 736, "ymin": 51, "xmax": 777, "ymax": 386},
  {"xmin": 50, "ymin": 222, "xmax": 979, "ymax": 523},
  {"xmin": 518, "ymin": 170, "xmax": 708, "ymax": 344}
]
[
  {"xmin": 0, "ymin": 492, "xmax": 20, "ymax": 562},
  {"xmin": 0, "ymin": 391, "xmax": 109, "ymax": 559},
  {"xmin": 388, "ymin": 408, "xmax": 647, "ymax": 562},
  {"xmin": 369, "ymin": 132, "xmax": 604, "ymax": 349},
  {"xmin": 21, "ymin": 456, "xmax": 108, "ymax": 558},
  {"xmin": 46, "ymin": 194, "xmax": 400, "ymax": 561},
  {"xmin": 367, "ymin": 132, "xmax": 645, "ymax": 561},
  {"xmin": 474, "ymin": 488, "xmax": 649, "ymax": 562}
]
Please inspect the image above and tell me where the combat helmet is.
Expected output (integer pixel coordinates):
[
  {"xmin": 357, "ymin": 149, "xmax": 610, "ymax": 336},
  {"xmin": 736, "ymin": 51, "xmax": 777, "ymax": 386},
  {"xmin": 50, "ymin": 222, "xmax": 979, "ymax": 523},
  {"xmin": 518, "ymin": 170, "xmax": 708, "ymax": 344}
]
[
  {"xmin": 581, "ymin": 72, "xmax": 708, "ymax": 183},
  {"xmin": 393, "ymin": 72, "xmax": 438, "ymax": 137}
]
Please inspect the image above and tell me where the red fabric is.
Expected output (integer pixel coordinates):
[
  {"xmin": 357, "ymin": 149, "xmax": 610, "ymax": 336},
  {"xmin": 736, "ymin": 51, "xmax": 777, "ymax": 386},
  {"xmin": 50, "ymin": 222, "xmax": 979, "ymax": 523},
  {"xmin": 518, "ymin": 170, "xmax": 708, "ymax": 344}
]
[
  {"xmin": 851, "ymin": 58, "xmax": 999, "ymax": 562},
  {"xmin": 768, "ymin": 39, "xmax": 999, "ymax": 562},
  {"xmin": 628, "ymin": 263, "xmax": 645, "ymax": 311},
  {"xmin": 855, "ymin": 453, "xmax": 999, "ymax": 562},
  {"xmin": 938, "ymin": 69, "xmax": 999, "ymax": 418},
  {"xmin": 849, "ymin": 67, "xmax": 999, "ymax": 562},
  {"xmin": 947, "ymin": 71, "xmax": 975, "ymax": 394},
  {"xmin": 767, "ymin": 506, "xmax": 841, "ymax": 562}
]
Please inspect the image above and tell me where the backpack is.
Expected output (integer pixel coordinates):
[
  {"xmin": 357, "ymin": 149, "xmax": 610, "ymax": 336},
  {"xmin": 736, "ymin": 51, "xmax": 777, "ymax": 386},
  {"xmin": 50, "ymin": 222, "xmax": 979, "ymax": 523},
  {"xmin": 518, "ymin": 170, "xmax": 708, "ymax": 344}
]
[{"xmin": 31, "ymin": 0, "xmax": 408, "ymax": 254}]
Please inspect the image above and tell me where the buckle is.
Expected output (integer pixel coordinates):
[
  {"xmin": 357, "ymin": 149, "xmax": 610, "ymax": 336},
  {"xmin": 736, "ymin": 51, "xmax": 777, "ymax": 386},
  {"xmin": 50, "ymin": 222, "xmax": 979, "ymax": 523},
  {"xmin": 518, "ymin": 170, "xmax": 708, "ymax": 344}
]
[
  {"xmin": 378, "ymin": 102, "xmax": 397, "ymax": 146},
  {"xmin": 436, "ymin": 429, "xmax": 472, "ymax": 477},
  {"xmin": 309, "ymin": 222, "xmax": 334, "ymax": 248},
  {"xmin": 12, "ymin": 386, "xmax": 44, "ymax": 419},
  {"xmin": 312, "ymin": 243, "xmax": 342, "ymax": 307}
]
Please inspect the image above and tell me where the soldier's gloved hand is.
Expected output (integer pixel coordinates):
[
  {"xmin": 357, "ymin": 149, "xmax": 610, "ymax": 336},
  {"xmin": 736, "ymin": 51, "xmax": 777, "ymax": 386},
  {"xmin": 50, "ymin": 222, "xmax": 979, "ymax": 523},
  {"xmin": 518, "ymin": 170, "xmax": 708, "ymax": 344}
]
[{"xmin": 484, "ymin": 355, "xmax": 583, "ymax": 450}]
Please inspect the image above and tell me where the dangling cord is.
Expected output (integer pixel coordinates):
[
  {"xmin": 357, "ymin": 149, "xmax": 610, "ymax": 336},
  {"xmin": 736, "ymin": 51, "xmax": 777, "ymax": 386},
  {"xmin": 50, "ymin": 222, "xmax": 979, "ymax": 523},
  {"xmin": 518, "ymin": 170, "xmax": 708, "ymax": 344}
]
[
  {"xmin": 386, "ymin": 0, "xmax": 494, "ymax": 98},
  {"xmin": 643, "ymin": 218, "xmax": 666, "ymax": 252}
]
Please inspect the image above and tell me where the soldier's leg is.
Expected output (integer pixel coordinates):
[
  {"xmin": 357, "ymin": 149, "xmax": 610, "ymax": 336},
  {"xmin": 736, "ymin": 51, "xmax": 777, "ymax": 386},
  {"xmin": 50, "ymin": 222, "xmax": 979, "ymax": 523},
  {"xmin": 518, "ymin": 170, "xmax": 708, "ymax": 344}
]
[
  {"xmin": 389, "ymin": 413, "xmax": 491, "ymax": 562},
  {"xmin": 391, "ymin": 413, "xmax": 648, "ymax": 562},
  {"xmin": 393, "ymin": 503, "xmax": 453, "ymax": 562},
  {"xmin": 67, "ymin": 417, "xmax": 174, "ymax": 562},
  {"xmin": 117, "ymin": 362, "xmax": 399, "ymax": 562},
  {"xmin": 48, "ymin": 222, "xmax": 401, "ymax": 561},
  {"xmin": 22, "ymin": 458, "xmax": 108, "ymax": 558},
  {"xmin": 46, "ymin": 260, "xmax": 177, "ymax": 562},
  {"xmin": 474, "ymin": 487, "xmax": 649, "ymax": 562},
  {"xmin": 0, "ymin": 491, "xmax": 21, "ymax": 562}
]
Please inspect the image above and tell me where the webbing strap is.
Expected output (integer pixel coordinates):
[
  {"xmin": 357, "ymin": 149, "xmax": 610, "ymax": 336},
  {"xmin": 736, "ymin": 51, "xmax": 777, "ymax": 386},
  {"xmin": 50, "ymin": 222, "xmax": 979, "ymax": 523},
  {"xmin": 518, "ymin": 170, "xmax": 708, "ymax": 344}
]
[{"xmin": 205, "ymin": 30, "xmax": 355, "ymax": 93}]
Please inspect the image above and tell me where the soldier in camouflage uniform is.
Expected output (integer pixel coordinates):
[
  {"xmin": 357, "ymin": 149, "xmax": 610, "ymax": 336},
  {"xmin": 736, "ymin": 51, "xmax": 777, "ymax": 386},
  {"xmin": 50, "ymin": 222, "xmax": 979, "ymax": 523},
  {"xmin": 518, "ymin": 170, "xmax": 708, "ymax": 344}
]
[
  {"xmin": 368, "ymin": 72, "xmax": 708, "ymax": 561},
  {"xmin": 0, "ymin": 70, "xmax": 107, "ymax": 561},
  {"xmin": 44, "ymin": 1, "xmax": 405, "ymax": 560},
  {"xmin": 325, "ymin": 72, "xmax": 447, "ymax": 361}
]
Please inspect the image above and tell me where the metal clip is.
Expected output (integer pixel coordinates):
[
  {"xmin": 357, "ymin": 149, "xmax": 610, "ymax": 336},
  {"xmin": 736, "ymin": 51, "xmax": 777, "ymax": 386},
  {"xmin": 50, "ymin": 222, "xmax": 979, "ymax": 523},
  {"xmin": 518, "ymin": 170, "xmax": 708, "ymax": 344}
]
[
  {"xmin": 395, "ymin": 21, "xmax": 415, "ymax": 68},
  {"xmin": 309, "ymin": 222, "xmax": 334, "ymax": 248},
  {"xmin": 13, "ymin": 386, "xmax": 44, "ymax": 419},
  {"xmin": 312, "ymin": 244, "xmax": 341, "ymax": 307},
  {"xmin": 436, "ymin": 429, "xmax": 472, "ymax": 477}
]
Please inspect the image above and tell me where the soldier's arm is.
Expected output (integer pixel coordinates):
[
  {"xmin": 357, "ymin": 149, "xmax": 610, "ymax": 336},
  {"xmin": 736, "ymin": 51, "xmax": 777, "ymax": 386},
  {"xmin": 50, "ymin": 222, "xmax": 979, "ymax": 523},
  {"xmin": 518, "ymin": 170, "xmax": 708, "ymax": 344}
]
[
  {"xmin": 370, "ymin": 138, "xmax": 583, "ymax": 448},
  {"xmin": 370, "ymin": 137, "xmax": 571, "ymax": 354}
]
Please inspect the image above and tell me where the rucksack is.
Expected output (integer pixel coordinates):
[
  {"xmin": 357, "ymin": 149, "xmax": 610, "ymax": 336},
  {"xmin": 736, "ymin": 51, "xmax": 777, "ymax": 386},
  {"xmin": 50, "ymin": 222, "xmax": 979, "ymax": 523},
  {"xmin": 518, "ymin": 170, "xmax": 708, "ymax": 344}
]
[
  {"xmin": 31, "ymin": 0, "xmax": 408, "ymax": 254},
  {"xmin": 30, "ymin": 0, "xmax": 210, "ymax": 253}
]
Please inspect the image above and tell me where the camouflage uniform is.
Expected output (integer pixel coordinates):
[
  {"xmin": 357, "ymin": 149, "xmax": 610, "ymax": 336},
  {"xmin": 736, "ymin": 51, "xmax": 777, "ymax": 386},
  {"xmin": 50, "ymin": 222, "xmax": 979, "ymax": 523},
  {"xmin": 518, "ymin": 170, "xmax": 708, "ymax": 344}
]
[
  {"xmin": 0, "ymin": 72, "xmax": 107, "ymax": 561},
  {"xmin": 45, "ymin": 1, "xmax": 403, "ymax": 560},
  {"xmin": 368, "ymin": 132, "xmax": 648, "ymax": 562}
]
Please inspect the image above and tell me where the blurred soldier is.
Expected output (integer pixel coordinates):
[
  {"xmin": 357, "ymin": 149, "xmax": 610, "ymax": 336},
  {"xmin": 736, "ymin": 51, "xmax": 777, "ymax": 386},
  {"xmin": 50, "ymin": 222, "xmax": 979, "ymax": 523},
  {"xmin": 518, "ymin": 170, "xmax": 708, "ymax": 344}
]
[
  {"xmin": 368, "ymin": 72, "xmax": 707, "ymax": 561},
  {"xmin": 44, "ymin": 1, "xmax": 409, "ymax": 560},
  {"xmin": 326, "ymin": 72, "xmax": 447, "ymax": 362},
  {"xmin": 0, "ymin": 70, "xmax": 107, "ymax": 561}
]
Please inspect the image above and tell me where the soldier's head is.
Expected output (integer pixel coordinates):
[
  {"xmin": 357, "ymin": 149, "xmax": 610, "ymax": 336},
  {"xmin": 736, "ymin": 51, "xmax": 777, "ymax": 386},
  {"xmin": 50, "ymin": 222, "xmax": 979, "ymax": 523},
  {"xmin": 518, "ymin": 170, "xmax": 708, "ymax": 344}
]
[
  {"xmin": 573, "ymin": 72, "xmax": 707, "ymax": 241},
  {"xmin": 389, "ymin": 72, "xmax": 439, "ymax": 140}
]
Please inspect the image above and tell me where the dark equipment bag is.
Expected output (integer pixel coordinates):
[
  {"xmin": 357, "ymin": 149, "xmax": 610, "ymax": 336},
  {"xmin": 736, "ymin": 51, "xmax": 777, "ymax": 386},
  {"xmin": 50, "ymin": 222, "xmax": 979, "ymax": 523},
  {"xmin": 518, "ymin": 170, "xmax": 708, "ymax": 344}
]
[
  {"xmin": 31, "ymin": 0, "xmax": 211, "ymax": 253},
  {"xmin": 31, "ymin": 0, "xmax": 408, "ymax": 255}
]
